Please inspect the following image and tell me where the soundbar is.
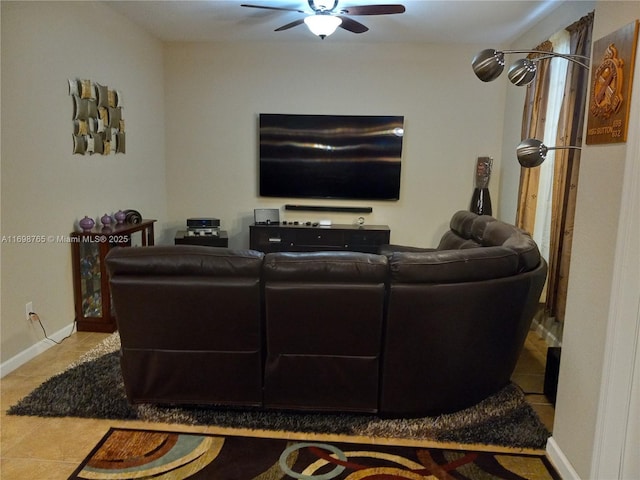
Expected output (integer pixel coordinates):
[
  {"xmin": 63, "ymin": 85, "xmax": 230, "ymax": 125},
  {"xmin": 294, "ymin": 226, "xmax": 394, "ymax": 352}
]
[{"xmin": 284, "ymin": 205, "xmax": 372, "ymax": 214}]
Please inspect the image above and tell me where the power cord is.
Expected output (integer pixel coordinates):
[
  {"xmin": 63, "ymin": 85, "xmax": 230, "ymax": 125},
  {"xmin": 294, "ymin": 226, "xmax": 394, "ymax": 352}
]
[{"xmin": 28, "ymin": 312, "xmax": 76, "ymax": 345}]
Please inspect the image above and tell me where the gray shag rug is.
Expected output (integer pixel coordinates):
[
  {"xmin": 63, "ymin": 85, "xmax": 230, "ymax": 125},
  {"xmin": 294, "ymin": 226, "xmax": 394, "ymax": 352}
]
[{"xmin": 7, "ymin": 333, "xmax": 550, "ymax": 449}]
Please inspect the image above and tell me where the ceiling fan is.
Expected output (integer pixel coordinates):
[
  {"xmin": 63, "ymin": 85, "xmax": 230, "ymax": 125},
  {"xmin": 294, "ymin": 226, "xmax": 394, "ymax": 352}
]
[{"xmin": 240, "ymin": 0, "xmax": 406, "ymax": 39}]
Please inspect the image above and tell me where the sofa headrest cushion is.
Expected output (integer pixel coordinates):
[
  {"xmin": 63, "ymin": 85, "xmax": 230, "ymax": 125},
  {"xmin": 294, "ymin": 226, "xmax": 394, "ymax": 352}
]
[
  {"xmin": 449, "ymin": 210, "xmax": 478, "ymax": 238},
  {"xmin": 479, "ymin": 222, "xmax": 541, "ymax": 271},
  {"xmin": 263, "ymin": 251, "xmax": 388, "ymax": 283},
  {"xmin": 441, "ymin": 211, "xmax": 541, "ymax": 272},
  {"xmin": 389, "ymin": 246, "xmax": 519, "ymax": 283},
  {"xmin": 106, "ymin": 245, "xmax": 264, "ymax": 277},
  {"xmin": 437, "ymin": 231, "xmax": 481, "ymax": 250},
  {"xmin": 469, "ymin": 215, "xmax": 498, "ymax": 243}
]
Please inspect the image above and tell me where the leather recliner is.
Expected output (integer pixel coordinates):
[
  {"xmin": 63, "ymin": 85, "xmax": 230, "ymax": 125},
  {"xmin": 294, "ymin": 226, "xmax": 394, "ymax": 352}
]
[
  {"xmin": 378, "ymin": 211, "xmax": 547, "ymax": 415},
  {"xmin": 262, "ymin": 251, "xmax": 389, "ymax": 413},
  {"xmin": 106, "ymin": 246, "xmax": 265, "ymax": 406}
]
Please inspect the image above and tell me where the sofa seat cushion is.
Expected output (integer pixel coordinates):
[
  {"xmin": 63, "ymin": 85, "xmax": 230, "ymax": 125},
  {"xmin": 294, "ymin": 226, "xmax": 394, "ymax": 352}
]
[{"xmin": 390, "ymin": 246, "xmax": 519, "ymax": 283}]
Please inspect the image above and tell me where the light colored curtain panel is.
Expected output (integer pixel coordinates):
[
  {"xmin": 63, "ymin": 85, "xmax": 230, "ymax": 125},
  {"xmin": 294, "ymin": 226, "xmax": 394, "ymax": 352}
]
[
  {"xmin": 547, "ymin": 12, "xmax": 594, "ymax": 322},
  {"xmin": 516, "ymin": 41, "xmax": 553, "ymax": 235}
]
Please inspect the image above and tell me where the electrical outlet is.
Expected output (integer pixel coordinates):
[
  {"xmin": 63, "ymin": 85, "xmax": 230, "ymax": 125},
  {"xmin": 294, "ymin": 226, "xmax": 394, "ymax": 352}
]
[{"xmin": 26, "ymin": 302, "xmax": 33, "ymax": 320}]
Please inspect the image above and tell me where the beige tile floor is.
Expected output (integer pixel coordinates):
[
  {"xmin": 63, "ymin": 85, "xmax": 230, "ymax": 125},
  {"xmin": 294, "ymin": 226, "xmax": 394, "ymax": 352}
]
[{"xmin": 0, "ymin": 330, "xmax": 555, "ymax": 480}]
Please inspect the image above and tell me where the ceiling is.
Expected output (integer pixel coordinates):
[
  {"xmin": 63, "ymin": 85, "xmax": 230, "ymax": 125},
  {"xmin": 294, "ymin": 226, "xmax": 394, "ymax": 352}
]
[{"xmin": 104, "ymin": 0, "xmax": 565, "ymax": 44}]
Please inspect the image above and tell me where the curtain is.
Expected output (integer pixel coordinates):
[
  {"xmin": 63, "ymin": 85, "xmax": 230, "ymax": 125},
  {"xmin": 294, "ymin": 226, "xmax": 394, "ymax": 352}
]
[
  {"xmin": 546, "ymin": 12, "xmax": 594, "ymax": 323},
  {"xmin": 533, "ymin": 30, "xmax": 570, "ymax": 261},
  {"xmin": 516, "ymin": 13, "xmax": 594, "ymax": 325},
  {"xmin": 516, "ymin": 41, "xmax": 553, "ymax": 235}
]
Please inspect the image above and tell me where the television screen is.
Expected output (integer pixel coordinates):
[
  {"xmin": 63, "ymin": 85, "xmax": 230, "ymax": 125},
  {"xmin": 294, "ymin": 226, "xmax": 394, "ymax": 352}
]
[{"xmin": 259, "ymin": 114, "xmax": 404, "ymax": 201}]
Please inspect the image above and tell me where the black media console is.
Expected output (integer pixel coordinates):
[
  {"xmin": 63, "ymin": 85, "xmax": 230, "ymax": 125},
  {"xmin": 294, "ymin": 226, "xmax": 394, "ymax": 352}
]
[{"xmin": 249, "ymin": 224, "xmax": 390, "ymax": 254}]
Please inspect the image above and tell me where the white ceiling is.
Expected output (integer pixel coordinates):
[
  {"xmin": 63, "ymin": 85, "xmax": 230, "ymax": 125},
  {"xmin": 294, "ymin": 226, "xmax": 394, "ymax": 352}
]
[{"xmin": 104, "ymin": 0, "xmax": 565, "ymax": 44}]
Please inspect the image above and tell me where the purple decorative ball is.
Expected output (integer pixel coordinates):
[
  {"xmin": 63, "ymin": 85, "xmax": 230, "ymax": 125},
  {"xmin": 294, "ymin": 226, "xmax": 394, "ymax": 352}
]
[
  {"xmin": 101, "ymin": 214, "xmax": 113, "ymax": 226},
  {"xmin": 79, "ymin": 216, "xmax": 95, "ymax": 231},
  {"xmin": 114, "ymin": 210, "xmax": 126, "ymax": 224}
]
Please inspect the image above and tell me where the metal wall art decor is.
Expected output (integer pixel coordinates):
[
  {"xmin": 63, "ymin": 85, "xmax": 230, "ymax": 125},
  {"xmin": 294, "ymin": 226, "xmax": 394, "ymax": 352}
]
[
  {"xmin": 68, "ymin": 78, "xmax": 125, "ymax": 155},
  {"xmin": 586, "ymin": 20, "xmax": 639, "ymax": 145}
]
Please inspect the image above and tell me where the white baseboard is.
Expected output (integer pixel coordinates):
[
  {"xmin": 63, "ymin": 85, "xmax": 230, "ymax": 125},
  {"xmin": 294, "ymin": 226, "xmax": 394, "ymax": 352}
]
[
  {"xmin": 0, "ymin": 322, "xmax": 76, "ymax": 378},
  {"xmin": 547, "ymin": 436, "xmax": 580, "ymax": 480}
]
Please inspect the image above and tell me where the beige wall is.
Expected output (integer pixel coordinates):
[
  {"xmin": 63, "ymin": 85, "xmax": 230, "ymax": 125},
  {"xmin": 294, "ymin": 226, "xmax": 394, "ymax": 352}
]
[
  {"xmin": 163, "ymin": 41, "xmax": 508, "ymax": 249},
  {"xmin": 497, "ymin": 2, "xmax": 640, "ymax": 477},
  {"xmin": 0, "ymin": 1, "xmax": 167, "ymax": 363},
  {"xmin": 552, "ymin": 3, "xmax": 640, "ymax": 478}
]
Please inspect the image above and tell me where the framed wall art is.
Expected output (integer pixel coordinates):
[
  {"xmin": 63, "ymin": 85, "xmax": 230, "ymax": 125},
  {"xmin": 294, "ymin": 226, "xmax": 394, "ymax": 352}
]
[{"xmin": 68, "ymin": 78, "xmax": 125, "ymax": 155}]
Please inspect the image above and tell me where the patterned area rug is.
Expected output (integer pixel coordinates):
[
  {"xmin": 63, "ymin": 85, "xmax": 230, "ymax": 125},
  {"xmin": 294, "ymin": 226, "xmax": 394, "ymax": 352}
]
[
  {"xmin": 8, "ymin": 333, "xmax": 551, "ymax": 449},
  {"xmin": 69, "ymin": 427, "xmax": 561, "ymax": 480}
]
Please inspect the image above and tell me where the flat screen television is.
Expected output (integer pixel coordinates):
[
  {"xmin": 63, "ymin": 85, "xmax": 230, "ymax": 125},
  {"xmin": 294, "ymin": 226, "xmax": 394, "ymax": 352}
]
[{"xmin": 259, "ymin": 114, "xmax": 404, "ymax": 201}]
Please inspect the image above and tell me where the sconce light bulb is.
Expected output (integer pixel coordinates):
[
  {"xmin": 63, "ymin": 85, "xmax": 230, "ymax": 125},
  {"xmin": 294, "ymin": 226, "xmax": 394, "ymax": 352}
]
[
  {"xmin": 471, "ymin": 49, "xmax": 505, "ymax": 82},
  {"xmin": 516, "ymin": 138, "xmax": 547, "ymax": 168},
  {"xmin": 508, "ymin": 58, "xmax": 537, "ymax": 86}
]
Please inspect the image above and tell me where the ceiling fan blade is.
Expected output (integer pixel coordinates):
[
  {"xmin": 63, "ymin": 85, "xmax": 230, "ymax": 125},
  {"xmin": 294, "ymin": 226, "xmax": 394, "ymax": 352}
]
[
  {"xmin": 340, "ymin": 4, "xmax": 405, "ymax": 15},
  {"xmin": 241, "ymin": 4, "xmax": 306, "ymax": 14},
  {"xmin": 337, "ymin": 16, "xmax": 369, "ymax": 34},
  {"xmin": 274, "ymin": 18, "xmax": 306, "ymax": 31}
]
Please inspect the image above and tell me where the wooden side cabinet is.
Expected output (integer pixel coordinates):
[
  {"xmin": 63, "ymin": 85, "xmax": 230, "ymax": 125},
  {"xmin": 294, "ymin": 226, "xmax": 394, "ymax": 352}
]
[{"xmin": 71, "ymin": 219, "xmax": 156, "ymax": 332}]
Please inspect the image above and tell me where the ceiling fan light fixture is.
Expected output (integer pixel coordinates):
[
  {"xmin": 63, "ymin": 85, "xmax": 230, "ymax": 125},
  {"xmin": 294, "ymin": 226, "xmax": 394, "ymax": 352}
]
[{"xmin": 304, "ymin": 14, "xmax": 342, "ymax": 38}]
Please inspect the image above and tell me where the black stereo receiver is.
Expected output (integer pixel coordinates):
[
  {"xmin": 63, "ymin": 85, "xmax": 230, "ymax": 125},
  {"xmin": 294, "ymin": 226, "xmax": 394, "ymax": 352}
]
[{"xmin": 187, "ymin": 218, "xmax": 220, "ymax": 228}]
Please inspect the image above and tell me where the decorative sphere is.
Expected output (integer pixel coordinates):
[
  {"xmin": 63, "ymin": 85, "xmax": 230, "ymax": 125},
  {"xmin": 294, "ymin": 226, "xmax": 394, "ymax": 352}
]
[
  {"xmin": 114, "ymin": 210, "xmax": 126, "ymax": 224},
  {"xmin": 101, "ymin": 213, "xmax": 113, "ymax": 226},
  {"xmin": 79, "ymin": 216, "xmax": 95, "ymax": 231}
]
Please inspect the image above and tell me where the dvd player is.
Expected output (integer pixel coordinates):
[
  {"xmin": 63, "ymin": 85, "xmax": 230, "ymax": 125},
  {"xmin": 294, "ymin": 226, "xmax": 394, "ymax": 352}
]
[{"xmin": 187, "ymin": 228, "xmax": 219, "ymax": 236}]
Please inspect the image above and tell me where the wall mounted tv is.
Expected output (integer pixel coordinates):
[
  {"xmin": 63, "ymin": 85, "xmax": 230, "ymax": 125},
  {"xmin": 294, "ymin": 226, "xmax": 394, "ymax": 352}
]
[{"xmin": 259, "ymin": 114, "xmax": 404, "ymax": 201}]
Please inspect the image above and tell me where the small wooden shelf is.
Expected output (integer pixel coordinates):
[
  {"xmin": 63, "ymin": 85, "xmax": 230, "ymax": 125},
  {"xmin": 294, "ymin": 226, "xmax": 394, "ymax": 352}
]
[{"xmin": 70, "ymin": 219, "xmax": 156, "ymax": 332}]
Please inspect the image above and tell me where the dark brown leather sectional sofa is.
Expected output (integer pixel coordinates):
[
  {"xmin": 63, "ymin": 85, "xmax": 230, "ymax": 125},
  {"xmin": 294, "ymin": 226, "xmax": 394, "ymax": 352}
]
[{"xmin": 106, "ymin": 211, "xmax": 547, "ymax": 417}]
